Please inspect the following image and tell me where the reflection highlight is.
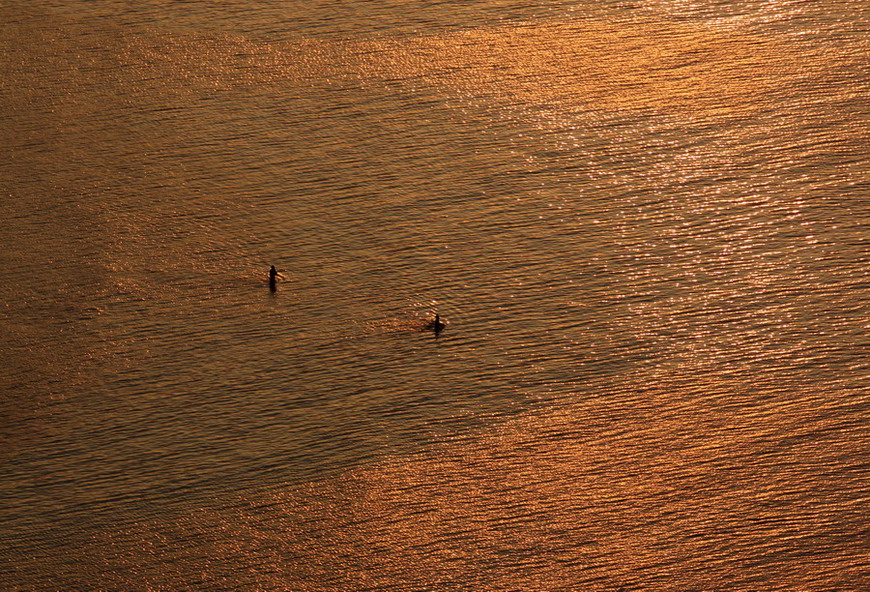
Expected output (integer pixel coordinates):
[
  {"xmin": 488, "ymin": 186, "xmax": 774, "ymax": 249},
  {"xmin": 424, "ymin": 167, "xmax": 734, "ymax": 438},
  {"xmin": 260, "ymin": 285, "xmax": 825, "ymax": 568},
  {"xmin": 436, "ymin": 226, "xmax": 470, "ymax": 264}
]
[{"xmin": 32, "ymin": 366, "xmax": 867, "ymax": 591}]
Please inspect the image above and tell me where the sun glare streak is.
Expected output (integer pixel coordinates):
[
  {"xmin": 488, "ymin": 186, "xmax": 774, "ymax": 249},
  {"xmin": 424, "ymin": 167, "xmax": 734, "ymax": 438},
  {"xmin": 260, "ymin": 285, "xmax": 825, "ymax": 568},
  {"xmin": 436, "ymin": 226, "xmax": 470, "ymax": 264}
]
[
  {"xmin": 58, "ymin": 13, "xmax": 830, "ymax": 128},
  {"xmin": 53, "ymin": 364, "xmax": 867, "ymax": 591},
  {"xmin": 3, "ymin": 4, "xmax": 867, "ymax": 590}
]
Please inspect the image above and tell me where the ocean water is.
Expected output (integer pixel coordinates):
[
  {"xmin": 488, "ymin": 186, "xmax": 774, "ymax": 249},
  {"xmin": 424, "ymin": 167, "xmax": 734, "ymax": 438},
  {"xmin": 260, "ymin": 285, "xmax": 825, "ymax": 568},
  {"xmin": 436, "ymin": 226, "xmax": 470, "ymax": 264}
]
[{"xmin": 1, "ymin": 1, "xmax": 868, "ymax": 590}]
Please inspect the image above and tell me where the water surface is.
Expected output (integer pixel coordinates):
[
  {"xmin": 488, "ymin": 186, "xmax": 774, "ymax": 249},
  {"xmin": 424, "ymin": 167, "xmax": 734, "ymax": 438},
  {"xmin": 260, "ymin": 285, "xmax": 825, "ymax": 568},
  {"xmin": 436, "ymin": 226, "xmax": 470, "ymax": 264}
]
[{"xmin": 1, "ymin": 1, "xmax": 868, "ymax": 590}]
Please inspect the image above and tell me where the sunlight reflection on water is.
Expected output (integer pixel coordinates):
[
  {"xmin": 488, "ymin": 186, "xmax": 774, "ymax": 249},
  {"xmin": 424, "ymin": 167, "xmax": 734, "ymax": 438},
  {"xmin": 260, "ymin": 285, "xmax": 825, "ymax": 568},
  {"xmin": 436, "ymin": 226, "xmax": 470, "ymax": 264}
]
[{"xmin": 1, "ymin": 1, "xmax": 868, "ymax": 590}]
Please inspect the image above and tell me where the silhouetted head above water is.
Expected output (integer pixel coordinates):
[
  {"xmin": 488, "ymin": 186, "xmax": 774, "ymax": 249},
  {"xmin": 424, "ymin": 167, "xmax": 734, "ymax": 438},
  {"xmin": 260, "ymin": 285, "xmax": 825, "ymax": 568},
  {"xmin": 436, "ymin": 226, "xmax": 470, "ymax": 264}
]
[
  {"xmin": 269, "ymin": 265, "xmax": 278, "ymax": 291},
  {"xmin": 425, "ymin": 313, "xmax": 446, "ymax": 334}
]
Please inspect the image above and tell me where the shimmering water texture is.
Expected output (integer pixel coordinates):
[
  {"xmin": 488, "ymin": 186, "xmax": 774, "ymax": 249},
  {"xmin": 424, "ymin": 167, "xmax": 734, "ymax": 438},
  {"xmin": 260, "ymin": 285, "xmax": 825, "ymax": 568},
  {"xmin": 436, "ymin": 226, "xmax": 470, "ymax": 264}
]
[{"xmin": 1, "ymin": 1, "xmax": 868, "ymax": 590}]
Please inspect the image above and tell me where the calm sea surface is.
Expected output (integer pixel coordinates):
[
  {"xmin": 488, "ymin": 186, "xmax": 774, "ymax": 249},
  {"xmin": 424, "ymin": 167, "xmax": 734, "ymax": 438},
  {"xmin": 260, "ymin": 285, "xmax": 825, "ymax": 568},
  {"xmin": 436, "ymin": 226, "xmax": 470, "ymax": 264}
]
[{"xmin": 1, "ymin": 1, "xmax": 868, "ymax": 590}]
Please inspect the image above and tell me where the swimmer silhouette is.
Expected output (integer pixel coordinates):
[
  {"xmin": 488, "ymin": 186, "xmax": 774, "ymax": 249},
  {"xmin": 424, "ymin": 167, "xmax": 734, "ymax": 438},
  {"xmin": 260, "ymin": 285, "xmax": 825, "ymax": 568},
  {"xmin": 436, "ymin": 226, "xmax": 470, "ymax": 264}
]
[
  {"xmin": 269, "ymin": 265, "xmax": 278, "ymax": 291},
  {"xmin": 425, "ymin": 313, "xmax": 446, "ymax": 335}
]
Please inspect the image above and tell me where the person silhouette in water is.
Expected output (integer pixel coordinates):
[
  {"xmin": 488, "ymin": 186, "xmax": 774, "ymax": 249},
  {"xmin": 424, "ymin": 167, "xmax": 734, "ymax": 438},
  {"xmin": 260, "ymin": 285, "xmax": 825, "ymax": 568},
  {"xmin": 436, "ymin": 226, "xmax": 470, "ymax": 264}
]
[
  {"xmin": 426, "ymin": 313, "xmax": 445, "ymax": 335},
  {"xmin": 269, "ymin": 265, "xmax": 278, "ymax": 291}
]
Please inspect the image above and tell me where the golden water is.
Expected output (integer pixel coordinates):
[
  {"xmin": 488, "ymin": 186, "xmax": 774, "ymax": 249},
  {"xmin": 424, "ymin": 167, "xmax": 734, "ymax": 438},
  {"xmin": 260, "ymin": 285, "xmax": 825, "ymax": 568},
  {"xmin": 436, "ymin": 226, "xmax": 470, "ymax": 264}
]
[{"xmin": 1, "ymin": 1, "xmax": 868, "ymax": 590}]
